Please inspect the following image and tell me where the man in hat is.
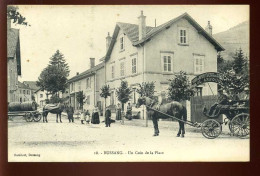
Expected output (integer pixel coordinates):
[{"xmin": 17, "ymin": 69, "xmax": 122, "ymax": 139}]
[
  {"xmin": 208, "ymin": 88, "xmax": 229, "ymax": 116},
  {"xmin": 105, "ymin": 107, "xmax": 112, "ymax": 127}
]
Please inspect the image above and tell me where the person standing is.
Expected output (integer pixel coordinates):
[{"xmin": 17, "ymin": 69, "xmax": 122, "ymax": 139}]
[
  {"xmin": 116, "ymin": 103, "xmax": 122, "ymax": 120},
  {"xmin": 67, "ymin": 105, "xmax": 74, "ymax": 123},
  {"xmin": 85, "ymin": 109, "xmax": 90, "ymax": 124},
  {"xmin": 80, "ymin": 109, "xmax": 86, "ymax": 124},
  {"xmin": 126, "ymin": 102, "xmax": 132, "ymax": 120},
  {"xmin": 91, "ymin": 106, "xmax": 100, "ymax": 124},
  {"xmin": 105, "ymin": 107, "xmax": 112, "ymax": 127}
]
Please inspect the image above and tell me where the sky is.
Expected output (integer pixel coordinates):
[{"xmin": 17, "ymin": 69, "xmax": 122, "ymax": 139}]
[{"xmin": 12, "ymin": 5, "xmax": 249, "ymax": 82}]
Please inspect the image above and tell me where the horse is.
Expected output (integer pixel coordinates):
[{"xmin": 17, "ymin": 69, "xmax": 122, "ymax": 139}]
[
  {"xmin": 136, "ymin": 96, "xmax": 187, "ymax": 137},
  {"xmin": 42, "ymin": 102, "xmax": 65, "ymax": 123}
]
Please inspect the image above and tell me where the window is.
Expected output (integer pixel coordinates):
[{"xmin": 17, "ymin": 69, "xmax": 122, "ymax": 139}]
[
  {"xmin": 120, "ymin": 34, "xmax": 125, "ymax": 51},
  {"xmin": 110, "ymin": 91, "xmax": 114, "ymax": 105},
  {"xmin": 194, "ymin": 54, "xmax": 205, "ymax": 74},
  {"xmin": 27, "ymin": 90, "xmax": 30, "ymax": 94},
  {"xmin": 78, "ymin": 81, "xmax": 81, "ymax": 91},
  {"xmin": 71, "ymin": 83, "xmax": 74, "ymax": 91},
  {"xmin": 161, "ymin": 53, "xmax": 173, "ymax": 72},
  {"xmin": 23, "ymin": 90, "xmax": 25, "ymax": 94},
  {"xmin": 86, "ymin": 78, "xmax": 91, "ymax": 88},
  {"xmin": 86, "ymin": 95, "xmax": 90, "ymax": 105},
  {"xmin": 195, "ymin": 87, "xmax": 203, "ymax": 96},
  {"xmin": 40, "ymin": 94, "xmax": 43, "ymax": 98},
  {"xmin": 179, "ymin": 28, "xmax": 188, "ymax": 44},
  {"xmin": 111, "ymin": 65, "xmax": 115, "ymax": 79},
  {"xmin": 132, "ymin": 57, "xmax": 137, "ymax": 74},
  {"xmin": 20, "ymin": 90, "xmax": 22, "ymax": 94},
  {"xmin": 120, "ymin": 61, "xmax": 125, "ymax": 76}
]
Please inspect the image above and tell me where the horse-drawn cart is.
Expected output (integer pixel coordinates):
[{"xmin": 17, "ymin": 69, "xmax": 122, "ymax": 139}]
[
  {"xmin": 8, "ymin": 110, "xmax": 42, "ymax": 122},
  {"xmin": 8, "ymin": 101, "xmax": 42, "ymax": 122},
  {"xmin": 201, "ymin": 99, "xmax": 249, "ymax": 139}
]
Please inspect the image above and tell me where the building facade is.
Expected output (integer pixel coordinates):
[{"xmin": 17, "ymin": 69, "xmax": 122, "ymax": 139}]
[
  {"xmin": 104, "ymin": 12, "xmax": 224, "ymax": 119},
  {"xmin": 17, "ymin": 81, "xmax": 33, "ymax": 102},
  {"xmin": 34, "ymin": 89, "xmax": 48, "ymax": 107},
  {"xmin": 67, "ymin": 59, "xmax": 105, "ymax": 114},
  {"xmin": 7, "ymin": 18, "xmax": 21, "ymax": 103}
]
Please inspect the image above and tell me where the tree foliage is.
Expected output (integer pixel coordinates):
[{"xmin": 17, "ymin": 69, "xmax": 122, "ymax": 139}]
[
  {"xmin": 100, "ymin": 85, "xmax": 111, "ymax": 99},
  {"xmin": 219, "ymin": 48, "xmax": 249, "ymax": 97},
  {"xmin": 37, "ymin": 50, "xmax": 70, "ymax": 95},
  {"xmin": 136, "ymin": 82, "xmax": 155, "ymax": 99},
  {"xmin": 168, "ymin": 71, "xmax": 195, "ymax": 102},
  {"xmin": 76, "ymin": 91, "xmax": 86, "ymax": 110},
  {"xmin": 116, "ymin": 80, "xmax": 132, "ymax": 111},
  {"xmin": 7, "ymin": 6, "xmax": 30, "ymax": 26}
]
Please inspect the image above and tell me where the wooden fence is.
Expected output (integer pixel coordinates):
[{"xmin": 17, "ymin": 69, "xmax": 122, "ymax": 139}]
[{"xmin": 190, "ymin": 95, "xmax": 223, "ymax": 123}]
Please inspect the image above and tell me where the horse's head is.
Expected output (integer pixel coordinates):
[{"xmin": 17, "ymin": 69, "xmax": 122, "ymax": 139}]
[{"xmin": 136, "ymin": 96, "xmax": 153, "ymax": 108}]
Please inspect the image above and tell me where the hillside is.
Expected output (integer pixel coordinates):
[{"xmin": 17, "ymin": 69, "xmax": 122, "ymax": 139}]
[{"xmin": 213, "ymin": 21, "xmax": 249, "ymax": 60}]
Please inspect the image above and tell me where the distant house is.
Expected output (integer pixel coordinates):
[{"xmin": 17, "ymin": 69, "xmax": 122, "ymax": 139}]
[
  {"xmin": 7, "ymin": 18, "xmax": 21, "ymax": 103},
  {"xmin": 34, "ymin": 89, "xmax": 48, "ymax": 107},
  {"xmin": 67, "ymin": 58, "xmax": 105, "ymax": 114},
  {"xmin": 17, "ymin": 81, "xmax": 32, "ymax": 102},
  {"xmin": 104, "ymin": 11, "xmax": 224, "ymax": 119}
]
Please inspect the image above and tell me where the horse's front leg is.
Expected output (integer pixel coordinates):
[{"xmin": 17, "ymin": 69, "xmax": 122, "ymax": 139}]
[
  {"xmin": 152, "ymin": 115, "xmax": 159, "ymax": 136},
  {"xmin": 56, "ymin": 114, "xmax": 58, "ymax": 123},
  {"xmin": 59, "ymin": 113, "xmax": 62, "ymax": 123}
]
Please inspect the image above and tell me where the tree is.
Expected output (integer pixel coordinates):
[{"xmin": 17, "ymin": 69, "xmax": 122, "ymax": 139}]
[
  {"xmin": 100, "ymin": 85, "xmax": 111, "ymax": 111},
  {"xmin": 116, "ymin": 80, "xmax": 132, "ymax": 124},
  {"xmin": 76, "ymin": 91, "xmax": 86, "ymax": 110},
  {"xmin": 136, "ymin": 82, "xmax": 155, "ymax": 99},
  {"xmin": 37, "ymin": 50, "xmax": 70, "ymax": 96},
  {"xmin": 7, "ymin": 6, "xmax": 30, "ymax": 26},
  {"xmin": 219, "ymin": 48, "xmax": 249, "ymax": 98},
  {"xmin": 217, "ymin": 52, "xmax": 224, "ymax": 72},
  {"xmin": 168, "ymin": 71, "xmax": 195, "ymax": 102},
  {"xmin": 233, "ymin": 48, "xmax": 248, "ymax": 74}
]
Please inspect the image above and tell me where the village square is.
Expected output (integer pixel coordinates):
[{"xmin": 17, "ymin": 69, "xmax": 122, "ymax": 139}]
[{"xmin": 7, "ymin": 5, "xmax": 249, "ymax": 161}]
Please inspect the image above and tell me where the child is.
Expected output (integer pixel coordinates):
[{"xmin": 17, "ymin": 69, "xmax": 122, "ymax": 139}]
[{"xmin": 80, "ymin": 109, "xmax": 86, "ymax": 124}]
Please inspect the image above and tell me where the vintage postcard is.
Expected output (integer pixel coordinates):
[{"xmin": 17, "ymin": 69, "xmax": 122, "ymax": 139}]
[{"xmin": 7, "ymin": 5, "xmax": 250, "ymax": 162}]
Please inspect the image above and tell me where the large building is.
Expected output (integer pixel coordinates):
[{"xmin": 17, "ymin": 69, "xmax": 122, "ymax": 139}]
[
  {"xmin": 7, "ymin": 18, "xmax": 21, "ymax": 103},
  {"xmin": 104, "ymin": 12, "xmax": 224, "ymax": 119},
  {"xmin": 67, "ymin": 58, "xmax": 105, "ymax": 114}
]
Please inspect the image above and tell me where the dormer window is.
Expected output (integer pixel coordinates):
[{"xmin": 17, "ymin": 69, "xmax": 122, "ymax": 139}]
[
  {"xmin": 120, "ymin": 34, "xmax": 125, "ymax": 51},
  {"xmin": 178, "ymin": 27, "xmax": 188, "ymax": 45}
]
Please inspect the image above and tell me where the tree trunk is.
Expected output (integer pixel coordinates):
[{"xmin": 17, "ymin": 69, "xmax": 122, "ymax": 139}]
[{"xmin": 122, "ymin": 103, "xmax": 124, "ymax": 125}]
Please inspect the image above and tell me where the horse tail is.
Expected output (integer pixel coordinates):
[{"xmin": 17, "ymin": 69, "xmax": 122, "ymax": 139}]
[{"xmin": 182, "ymin": 105, "xmax": 187, "ymax": 121}]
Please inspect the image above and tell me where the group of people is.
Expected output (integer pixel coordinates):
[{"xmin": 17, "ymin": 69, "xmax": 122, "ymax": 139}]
[
  {"xmin": 65, "ymin": 105, "xmax": 101, "ymax": 125},
  {"xmin": 65, "ymin": 102, "xmax": 133, "ymax": 127}
]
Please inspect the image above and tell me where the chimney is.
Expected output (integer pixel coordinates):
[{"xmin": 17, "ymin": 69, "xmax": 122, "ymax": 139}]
[
  {"xmin": 90, "ymin": 58, "xmax": 95, "ymax": 68},
  {"xmin": 76, "ymin": 72, "xmax": 79, "ymax": 75},
  {"xmin": 106, "ymin": 32, "xmax": 112, "ymax": 52},
  {"xmin": 7, "ymin": 17, "xmax": 11, "ymax": 30},
  {"xmin": 138, "ymin": 10, "xmax": 146, "ymax": 40},
  {"xmin": 205, "ymin": 21, "xmax": 212, "ymax": 36}
]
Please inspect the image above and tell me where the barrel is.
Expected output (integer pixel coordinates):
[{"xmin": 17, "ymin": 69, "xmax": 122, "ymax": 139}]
[
  {"xmin": 8, "ymin": 101, "xmax": 37, "ymax": 111},
  {"xmin": 8, "ymin": 102, "xmax": 22, "ymax": 111}
]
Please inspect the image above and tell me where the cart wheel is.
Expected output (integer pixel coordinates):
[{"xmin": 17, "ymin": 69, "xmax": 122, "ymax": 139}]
[
  {"xmin": 33, "ymin": 113, "xmax": 42, "ymax": 122},
  {"xmin": 201, "ymin": 119, "xmax": 222, "ymax": 139},
  {"xmin": 230, "ymin": 113, "xmax": 250, "ymax": 138},
  {"xmin": 25, "ymin": 112, "xmax": 34, "ymax": 122}
]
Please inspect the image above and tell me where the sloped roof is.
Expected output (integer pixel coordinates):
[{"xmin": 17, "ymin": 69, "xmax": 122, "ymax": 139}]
[
  {"xmin": 18, "ymin": 81, "xmax": 30, "ymax": 89},
  {"xmin": 7, "ymin": 28, "xmax": 19, "ymax": 57},
  {"xmin": 67, "ymin": 62, "xmax": 105, "ymax": 83},
  {"xmin": 134, "ymin": 12, "xmax": 224, "ymax": 51},
  {"xmin": 105, "ymin": 12, "xmax": 224, "ymax": 61},
  {"xmin": 117, "ymin": 22, "xmax": 154, "ymax": 43},
  {"xmin": 23, "ymin": 81, "xmax": 39, "ymax": 90},
  {"xmin": 7, "ymin": 28, "xmax": 21, "ymax": 75}
]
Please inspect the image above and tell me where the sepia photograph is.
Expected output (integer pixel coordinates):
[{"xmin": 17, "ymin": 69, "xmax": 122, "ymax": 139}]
[{"xmin": 7, "ymin": 5, "xmax": 250, "ymax": 162}]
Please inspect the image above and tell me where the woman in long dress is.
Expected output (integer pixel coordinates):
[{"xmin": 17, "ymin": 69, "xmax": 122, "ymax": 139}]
[
  {"xmin": 116, "ymin": 103, "xmax": 122, "ymax": 120},
  {"xmin": 91, "ymin": 107, "xmax": 100, "ymax": 124}
]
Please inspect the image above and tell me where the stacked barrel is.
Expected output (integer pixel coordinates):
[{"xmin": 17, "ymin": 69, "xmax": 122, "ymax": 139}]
[{"xmin": 8, "ymin": 101, "xmax": 37, "ymax": 111}]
